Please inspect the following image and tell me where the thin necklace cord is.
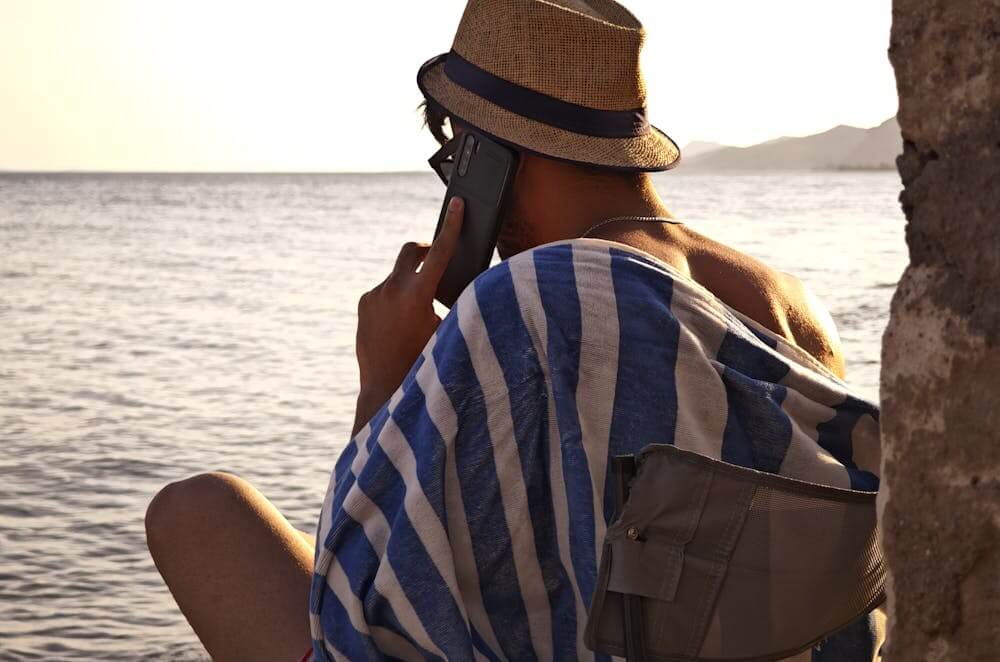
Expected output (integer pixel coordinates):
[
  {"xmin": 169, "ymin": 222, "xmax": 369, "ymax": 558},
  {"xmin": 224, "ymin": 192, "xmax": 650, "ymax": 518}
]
[{"xmin": 580, "ymin": 215, "xmax": 682, "ymax": 238}]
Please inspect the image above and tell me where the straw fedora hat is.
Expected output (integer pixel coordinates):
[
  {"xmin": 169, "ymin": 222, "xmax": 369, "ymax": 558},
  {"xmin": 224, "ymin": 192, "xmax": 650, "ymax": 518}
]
[{"xmin": 417, "ymin": 0, "xmax": 680, "ymax": 172}]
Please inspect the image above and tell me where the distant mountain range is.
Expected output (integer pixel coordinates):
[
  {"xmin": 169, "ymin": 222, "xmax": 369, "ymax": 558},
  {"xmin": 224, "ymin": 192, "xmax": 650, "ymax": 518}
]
[
  {"xmin": 680, "ymin": 117, "xmax": 901, "ymax": 171},
  {"xmin": 680, "ymin": 141, "xmax": 726, "ymax": 160}
]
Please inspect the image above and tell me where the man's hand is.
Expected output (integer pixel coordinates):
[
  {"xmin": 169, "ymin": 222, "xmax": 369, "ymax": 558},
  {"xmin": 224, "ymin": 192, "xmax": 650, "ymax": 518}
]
[{"xmin": 352, "ymin": 197, "xmax": 465, "ymax": 435}]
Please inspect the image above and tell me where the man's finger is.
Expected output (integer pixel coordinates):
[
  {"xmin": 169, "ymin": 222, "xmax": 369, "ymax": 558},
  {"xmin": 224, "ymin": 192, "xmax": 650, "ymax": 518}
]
[
  {"xmin": 421, "ymin": 197, "xmax": 465, "ymax": 285},
  {"xmin": 391, "ymin": 241, "xmax": 431, "ymax": 276}
]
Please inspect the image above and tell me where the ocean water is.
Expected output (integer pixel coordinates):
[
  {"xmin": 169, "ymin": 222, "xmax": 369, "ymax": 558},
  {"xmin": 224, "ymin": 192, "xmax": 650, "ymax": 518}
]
[{"xmin": 0, "ymin": 171, "xmax": 906, "ymax": 660}]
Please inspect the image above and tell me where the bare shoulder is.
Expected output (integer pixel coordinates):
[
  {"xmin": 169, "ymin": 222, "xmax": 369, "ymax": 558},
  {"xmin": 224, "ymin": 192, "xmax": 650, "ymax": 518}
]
[
  {"xmin": 773, "ymin": 271, "xmax": 846, "ymax": 377},
  {"xmin": 675, "ymin": 226, "xmax": 846, "ymax": 377}
]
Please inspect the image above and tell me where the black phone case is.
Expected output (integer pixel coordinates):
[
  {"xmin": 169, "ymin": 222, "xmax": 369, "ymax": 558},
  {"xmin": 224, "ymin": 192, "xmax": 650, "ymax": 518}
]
[{"xmin": 433, "ymin": 131, "xmax": 518, "ymax": 308}]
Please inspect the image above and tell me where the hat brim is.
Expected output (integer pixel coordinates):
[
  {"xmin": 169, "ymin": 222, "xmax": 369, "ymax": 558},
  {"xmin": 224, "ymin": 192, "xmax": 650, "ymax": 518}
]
[{"xmin": 418, "ymin": 55, "xmax": 681, "ymax": 173}]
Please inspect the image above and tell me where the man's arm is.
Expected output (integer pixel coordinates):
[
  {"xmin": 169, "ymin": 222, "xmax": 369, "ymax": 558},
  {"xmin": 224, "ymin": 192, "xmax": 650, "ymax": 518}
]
[
  {"xmin": 680, "ymin": 228, "xmax": 846, "ymax": 378},
  {"xmin": 777, "ymin": 271, "xmax": 846, "ymax": 378},
  {"xmin": 351, "ymin": 197, "xmax": 465, "ymax": 435}
]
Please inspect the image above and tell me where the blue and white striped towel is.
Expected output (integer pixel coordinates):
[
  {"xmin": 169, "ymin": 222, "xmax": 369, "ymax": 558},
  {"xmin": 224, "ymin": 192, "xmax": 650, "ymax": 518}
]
[{"xmin": 309, "ymin": 238, "xmax": 882, "ymax": 661}]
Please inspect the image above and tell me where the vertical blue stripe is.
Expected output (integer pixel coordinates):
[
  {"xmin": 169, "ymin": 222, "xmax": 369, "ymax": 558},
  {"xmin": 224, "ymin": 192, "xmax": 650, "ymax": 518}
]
[
  {"xmin": 315, "ymin": 572, "xmax": 381, "ymax": 661},
  {"xmin": 310, "ymin": 639, "xmax": 330, "ymax": 662},
  {"xmin": 717, "ymin": 330, "xmax": 793, "ymax": 472},
  {"xmin": 332, "ymin": 441, "xmax": 359, "ymax": 499},
  {"xmin": 402, "ymin": 353, "xmax": 426, "ymax": 392},
  {"xmin": 365, "ymin": 399, "xmax": 394, "ymax": 452},
  {"xmin": 716, "ymin": 329, "xmax": 790, "ymax": 383},
  {"xmin": 332, "ymin": 512, "xmax": 438, "ymax": 658},
  {"xmin": 320, "ymin": 404, "xmax": 392, "ymax": 553},
  {"xmin": 363, "ymin": 586, "xmax": 444, "ymax": 661},
  {"xmin": 475, "ymin": 262, "xmax": 578, "ymax": 659},
  {"xmin": 816, "ymin": 395, "xmax": 880, "ymax": 491},
  {"xmin": 533, "ymin": 245, "xmax": 599, "ymax": 612},
  {"xmin": 432, "ymin": 311, "xmax": 537, "ymax": 662},
  {"xmin": 470, "ymin": 626, "xmax": 504, "ymax": 662},
  {"xmin": 312, "ymin": 402, "xmax": 395, "ymax": 635},
  {"xmin": 334, "ymin": 518, "xmax": 443, "ymax": 661},
  {"xmin": 605, "ymin": 248, "xmax": 681, "ymax": 454},
  {"xmin": 352, "ymin": 440, "xmax": 472, "ymax": 660},
  {"xmin": 389, "ymin": 380, "xmax": 448, "ymax": 525},
  {"xmin": 605, "ymin": 247, "xmax": 681, "ymax": 515}
]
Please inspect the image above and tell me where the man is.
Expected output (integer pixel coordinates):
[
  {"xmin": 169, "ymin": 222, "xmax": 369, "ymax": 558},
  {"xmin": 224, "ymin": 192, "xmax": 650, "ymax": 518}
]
[{"xmin": 146, "ymin": 1, "xmax": 884, "ymax": 660}]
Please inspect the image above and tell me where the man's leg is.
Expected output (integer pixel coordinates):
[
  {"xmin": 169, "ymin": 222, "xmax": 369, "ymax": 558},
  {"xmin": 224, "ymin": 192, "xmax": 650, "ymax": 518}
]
[{"xmin": 145, "ymin": 472, "xmax": 315, "ymax": 662}]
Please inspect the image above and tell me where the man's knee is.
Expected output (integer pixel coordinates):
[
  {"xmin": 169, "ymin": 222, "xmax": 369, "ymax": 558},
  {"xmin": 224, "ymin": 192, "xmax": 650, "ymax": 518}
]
[{"xmin": 145, "ymin": 471, "xmax": 247, "ymax": 555}]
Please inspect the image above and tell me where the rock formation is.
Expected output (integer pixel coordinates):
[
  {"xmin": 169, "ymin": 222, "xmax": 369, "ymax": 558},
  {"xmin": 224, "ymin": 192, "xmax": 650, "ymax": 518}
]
[{"xmin": 880, "ymin": 0, "xmax": 1000, "ymax": 659}]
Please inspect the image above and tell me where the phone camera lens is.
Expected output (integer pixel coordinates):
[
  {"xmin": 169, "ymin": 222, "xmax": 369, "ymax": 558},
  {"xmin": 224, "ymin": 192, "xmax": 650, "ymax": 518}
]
[{"xmin": 458, "ymin": 135, "xmax": 476, "ymax": 176}]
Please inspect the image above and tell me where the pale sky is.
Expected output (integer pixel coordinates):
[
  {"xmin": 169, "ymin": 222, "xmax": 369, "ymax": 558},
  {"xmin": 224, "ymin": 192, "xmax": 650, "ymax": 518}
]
[{"xmin": 0, "ymin": 0, "xmax": 897, "ymax": 172}]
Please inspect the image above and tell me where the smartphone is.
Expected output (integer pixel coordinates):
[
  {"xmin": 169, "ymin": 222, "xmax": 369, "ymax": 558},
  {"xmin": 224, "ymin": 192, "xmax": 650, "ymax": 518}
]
[{"xmin": 433, "ymin": 130, "xmax": 519, "ymax": 307}]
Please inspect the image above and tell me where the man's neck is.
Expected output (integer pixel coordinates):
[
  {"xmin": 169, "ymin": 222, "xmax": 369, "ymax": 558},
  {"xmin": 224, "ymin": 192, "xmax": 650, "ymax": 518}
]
[
  {"xmin": 543, "ymin": 171, "xmax": 673, "ymax": 240},
  {"xmin": 533, "ymin": 168, "xmax": 690, "ymax": 275}
]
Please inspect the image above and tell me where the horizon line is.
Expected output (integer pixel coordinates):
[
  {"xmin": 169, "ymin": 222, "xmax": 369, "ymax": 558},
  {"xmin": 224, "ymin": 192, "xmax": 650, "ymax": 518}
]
[{"xmin": 0, "ymin": 116, "xmax": 899, "ymax": 176}]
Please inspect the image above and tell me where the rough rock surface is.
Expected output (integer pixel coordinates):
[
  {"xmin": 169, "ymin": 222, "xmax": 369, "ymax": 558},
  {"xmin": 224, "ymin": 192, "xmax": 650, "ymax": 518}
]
[{"xmin": 881, "ymin": 1, "xmax": 1000, "ymax": 659}]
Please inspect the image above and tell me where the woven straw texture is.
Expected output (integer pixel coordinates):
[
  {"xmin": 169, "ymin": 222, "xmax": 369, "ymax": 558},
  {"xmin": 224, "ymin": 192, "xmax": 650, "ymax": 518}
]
[
  {"xmin": 418, "ymin": 0, "xmax": 680, "ymax": 171},
  {"xmin": 453, "ymin": 0, "xmax": 645, "ymax": 110}
]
